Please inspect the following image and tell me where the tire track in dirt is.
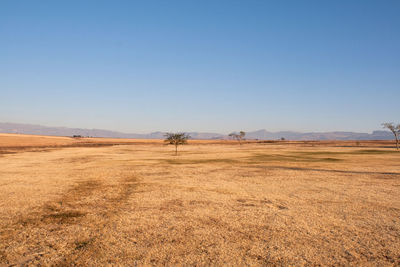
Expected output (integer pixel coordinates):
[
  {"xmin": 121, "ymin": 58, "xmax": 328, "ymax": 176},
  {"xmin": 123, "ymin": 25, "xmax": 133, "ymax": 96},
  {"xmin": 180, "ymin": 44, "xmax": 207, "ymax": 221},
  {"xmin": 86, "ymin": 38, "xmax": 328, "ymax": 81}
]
[
  {"xmin": 0, "ymin": 174, "xmax": 140, "ymax": 266},
  {"xmin": 54, "ymin": 174, "xmax": 140, "ymax": 265}
]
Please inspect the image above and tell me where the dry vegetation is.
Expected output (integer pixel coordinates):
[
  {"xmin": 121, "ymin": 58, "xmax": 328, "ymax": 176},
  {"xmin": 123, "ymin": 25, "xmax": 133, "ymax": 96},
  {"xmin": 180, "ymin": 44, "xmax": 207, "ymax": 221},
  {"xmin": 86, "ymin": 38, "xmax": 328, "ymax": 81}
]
[{"xmin": 0, "ymin": 134, "xmax": 399, "ymax": 265}]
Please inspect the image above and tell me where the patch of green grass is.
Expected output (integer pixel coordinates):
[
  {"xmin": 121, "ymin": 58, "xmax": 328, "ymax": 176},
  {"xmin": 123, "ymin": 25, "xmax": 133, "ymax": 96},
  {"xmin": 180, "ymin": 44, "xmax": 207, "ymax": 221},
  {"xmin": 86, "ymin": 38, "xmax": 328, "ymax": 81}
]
[
  {"xmin": 296, "ymin": 149, "xmax": 398, "ymax": 156},
  {"xmin": 349, "ymin": 149, "xmax": 398, "ymax": 154},
  {"xmin": 74, "ymin": 238, "xmax": 94, "ymax": 250},
  {"xmin": 247, "ymin": 153, "xmax": 343, "ymax": 163},
  {"xmin": 294, "ymin": 151, "xmax": 347, "ymax": 156},
  {"xmin": 44, "ymin": 210, "xmax": 85, "ymax": 219},
  {"xmin": 320, "ymin": 157, "xmax": 342, "ymax": 162},
  {"xmin": 41, "ymin": 210, "xmax": 86, "ymax": 224},
  {"xmin": 162, "ymin": 158, "xmax": 238, "ymax": 165},
  {"xmin": 161, "ymin": 149, "xmax": 396, "ymax": 166}
]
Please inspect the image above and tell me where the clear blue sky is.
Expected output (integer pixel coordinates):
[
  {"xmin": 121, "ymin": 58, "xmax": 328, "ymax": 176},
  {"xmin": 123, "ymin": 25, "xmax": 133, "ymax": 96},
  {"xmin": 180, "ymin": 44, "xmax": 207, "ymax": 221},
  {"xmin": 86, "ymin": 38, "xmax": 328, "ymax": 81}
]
[{"xmin": 1, "ymin": 0, "xmax": 399, "ymax": 134}]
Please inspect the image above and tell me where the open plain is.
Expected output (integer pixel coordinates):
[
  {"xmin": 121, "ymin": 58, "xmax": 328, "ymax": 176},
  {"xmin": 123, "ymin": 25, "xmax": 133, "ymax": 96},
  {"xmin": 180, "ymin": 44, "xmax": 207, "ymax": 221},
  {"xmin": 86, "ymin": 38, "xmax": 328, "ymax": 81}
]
[{"xmin": 0, "ymin": 134, "xmax": 399, "ymax": 265}]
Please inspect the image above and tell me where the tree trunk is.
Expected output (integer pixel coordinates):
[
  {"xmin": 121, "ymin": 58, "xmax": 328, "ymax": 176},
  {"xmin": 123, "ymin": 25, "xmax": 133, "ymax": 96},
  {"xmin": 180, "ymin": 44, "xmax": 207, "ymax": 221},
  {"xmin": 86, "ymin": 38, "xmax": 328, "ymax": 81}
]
[
  {"xmin": 175, "ymin": 144, "xmax": 178, "ymax": 155},
  {"xmin": 395, "ymin": 134, "xmax": 399, "ymax": 150}
]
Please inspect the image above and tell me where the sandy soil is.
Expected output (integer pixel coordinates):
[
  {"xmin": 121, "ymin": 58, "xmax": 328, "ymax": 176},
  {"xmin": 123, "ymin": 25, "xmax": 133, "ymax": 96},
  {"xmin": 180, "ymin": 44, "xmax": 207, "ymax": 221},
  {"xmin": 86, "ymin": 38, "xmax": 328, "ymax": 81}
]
[{"xmin": 0, "ymin": 135, "xmax": 399, "ymax": 265}]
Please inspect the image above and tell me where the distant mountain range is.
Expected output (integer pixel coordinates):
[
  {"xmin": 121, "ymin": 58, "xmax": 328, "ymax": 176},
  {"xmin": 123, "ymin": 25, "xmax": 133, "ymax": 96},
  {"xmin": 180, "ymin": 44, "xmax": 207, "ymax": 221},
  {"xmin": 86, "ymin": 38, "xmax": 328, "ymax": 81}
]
[{"xmin": 0, "ymin": 122, "xmax": 393, "ymax": 140}]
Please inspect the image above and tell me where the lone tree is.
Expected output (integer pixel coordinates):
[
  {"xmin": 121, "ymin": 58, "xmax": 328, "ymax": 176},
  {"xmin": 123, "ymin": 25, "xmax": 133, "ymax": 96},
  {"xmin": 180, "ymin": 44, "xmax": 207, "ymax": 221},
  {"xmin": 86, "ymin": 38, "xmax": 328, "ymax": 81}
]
[
  {"xmin": 164, "ymin": 133, "xmax": 190, "ymax": 155},
  {"xmin": 229, "ymin": 131, "xmax": 246, "ymax": 145},
  {"xmin": 382, "ymin": 122, "xmax": 400, "ymax": 150}
]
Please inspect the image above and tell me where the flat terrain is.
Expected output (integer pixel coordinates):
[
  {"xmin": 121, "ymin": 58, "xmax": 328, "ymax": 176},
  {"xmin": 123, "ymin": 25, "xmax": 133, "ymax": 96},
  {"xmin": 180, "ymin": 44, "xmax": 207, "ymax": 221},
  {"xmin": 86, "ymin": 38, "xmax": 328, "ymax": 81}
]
[{"xmin": 0, "ymin": 134, "xmax": 399, "ymax": 265}]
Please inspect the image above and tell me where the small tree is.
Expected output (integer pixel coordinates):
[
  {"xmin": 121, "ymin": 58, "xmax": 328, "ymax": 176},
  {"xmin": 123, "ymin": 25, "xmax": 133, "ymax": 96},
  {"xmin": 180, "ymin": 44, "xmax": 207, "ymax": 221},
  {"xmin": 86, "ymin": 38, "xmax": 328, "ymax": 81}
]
[
  {"xmin": 164, "ymin": 133, "xmax": 190, "ymax": 155},
  {"xmin": 229, "ymin": 131, "xmax": 246, "ymax": 145},
  {"xmin": 382, "ymin": 122, "xmax": 400, "ymax": 150}
]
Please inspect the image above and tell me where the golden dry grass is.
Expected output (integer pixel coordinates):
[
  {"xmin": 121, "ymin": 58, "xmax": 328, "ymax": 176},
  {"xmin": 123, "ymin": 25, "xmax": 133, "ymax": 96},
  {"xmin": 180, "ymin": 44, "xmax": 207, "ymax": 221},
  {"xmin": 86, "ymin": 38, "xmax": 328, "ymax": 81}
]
[{"xmin": 0, "ymin": 135, "xmax": 399, "ymax": 265}]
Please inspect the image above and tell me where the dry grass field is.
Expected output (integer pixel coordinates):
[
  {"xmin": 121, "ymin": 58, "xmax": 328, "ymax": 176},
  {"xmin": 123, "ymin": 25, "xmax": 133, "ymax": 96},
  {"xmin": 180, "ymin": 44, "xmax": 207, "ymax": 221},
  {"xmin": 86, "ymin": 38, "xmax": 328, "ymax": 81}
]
[{"xmin": 0, "ymin": 134, "xmax": 399, "ymax": 265}]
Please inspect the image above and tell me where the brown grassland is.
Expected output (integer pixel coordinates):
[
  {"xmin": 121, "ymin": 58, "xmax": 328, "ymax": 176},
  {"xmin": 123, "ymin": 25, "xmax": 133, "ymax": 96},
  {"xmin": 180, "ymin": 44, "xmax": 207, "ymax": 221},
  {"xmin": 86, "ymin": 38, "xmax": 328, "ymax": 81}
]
[{"xmin": 0, "ymin": 133, "xmax": 399, "ymax": 265}]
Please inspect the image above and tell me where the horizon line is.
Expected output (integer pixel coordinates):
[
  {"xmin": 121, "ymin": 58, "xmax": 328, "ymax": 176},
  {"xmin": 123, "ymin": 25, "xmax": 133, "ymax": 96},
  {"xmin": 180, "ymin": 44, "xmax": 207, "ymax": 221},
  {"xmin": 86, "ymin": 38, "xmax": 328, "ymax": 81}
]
[{"xmin": 0, "ymin": 121, "xmax": 389, "ymax": 135}]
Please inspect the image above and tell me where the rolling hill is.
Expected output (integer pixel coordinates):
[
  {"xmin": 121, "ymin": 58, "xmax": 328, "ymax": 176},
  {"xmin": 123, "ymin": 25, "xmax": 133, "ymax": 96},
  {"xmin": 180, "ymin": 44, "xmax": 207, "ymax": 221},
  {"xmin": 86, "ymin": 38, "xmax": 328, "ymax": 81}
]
[{"xmin": 0, "ymin": 122, "xmax": 393, "ymax": 140}]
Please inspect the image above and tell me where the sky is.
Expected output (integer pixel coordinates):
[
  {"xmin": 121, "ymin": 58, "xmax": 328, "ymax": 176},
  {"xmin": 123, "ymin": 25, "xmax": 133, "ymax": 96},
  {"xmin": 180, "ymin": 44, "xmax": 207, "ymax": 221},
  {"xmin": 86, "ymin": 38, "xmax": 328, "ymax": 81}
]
[{"xmin": 1, "ymin": 0, "xmax": 399, "ymax": 134}]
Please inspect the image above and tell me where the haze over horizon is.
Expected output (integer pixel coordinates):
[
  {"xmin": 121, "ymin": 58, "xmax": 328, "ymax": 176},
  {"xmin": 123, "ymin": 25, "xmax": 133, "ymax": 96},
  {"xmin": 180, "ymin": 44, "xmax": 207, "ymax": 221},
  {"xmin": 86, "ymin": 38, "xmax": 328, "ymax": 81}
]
[
  {"xmin": 1, "ymin": 1, "xmax": 399, "ymax": 134},
  {"xmin": 0, "ymin": 122, "xmax": 394, "ymax": 140}
]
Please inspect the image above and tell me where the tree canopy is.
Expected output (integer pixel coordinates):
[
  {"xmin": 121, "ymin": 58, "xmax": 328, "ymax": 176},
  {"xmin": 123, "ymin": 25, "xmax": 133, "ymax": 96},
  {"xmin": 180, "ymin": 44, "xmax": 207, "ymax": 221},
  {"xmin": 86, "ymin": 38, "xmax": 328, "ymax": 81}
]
[
  {"xmin": 229, "ymin": 131, "xmax": 246, "ymax": 145},
  {"xmin": 382, "ymin": 123, "xmax": 400, "ymax": 150},
  {"xmin": 164, "ymin": 133, "xmax": 190, "ymax": 155}
]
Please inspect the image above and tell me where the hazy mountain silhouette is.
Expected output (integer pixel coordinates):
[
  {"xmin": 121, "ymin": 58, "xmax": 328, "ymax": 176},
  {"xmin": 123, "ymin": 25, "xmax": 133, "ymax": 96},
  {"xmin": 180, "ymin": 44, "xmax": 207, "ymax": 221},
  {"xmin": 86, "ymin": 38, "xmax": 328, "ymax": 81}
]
[{"xmin": 0, "ymin": 122, "xmax": 393, "ymax": 140}]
